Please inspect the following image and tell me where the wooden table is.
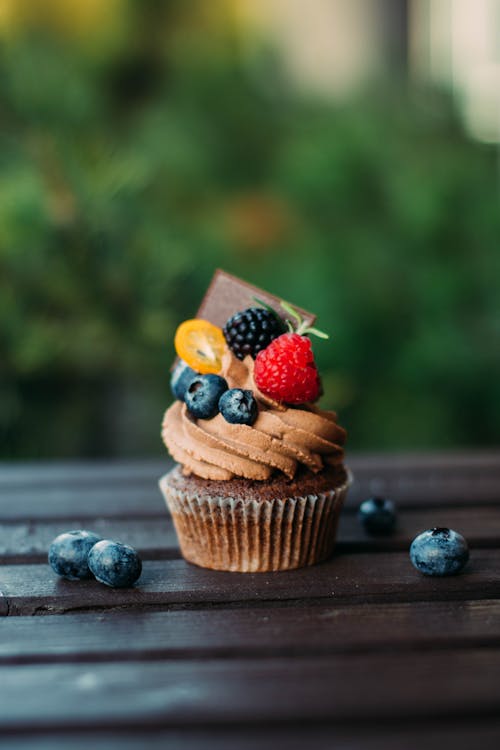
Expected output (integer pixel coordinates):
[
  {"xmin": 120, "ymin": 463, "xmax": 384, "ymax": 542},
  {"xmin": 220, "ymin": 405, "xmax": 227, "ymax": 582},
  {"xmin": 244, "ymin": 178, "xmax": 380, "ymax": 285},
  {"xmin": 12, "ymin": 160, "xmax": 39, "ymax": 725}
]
[{"xmin": 0, "ymin": 452, "xmax": 499, "ymax": 749}]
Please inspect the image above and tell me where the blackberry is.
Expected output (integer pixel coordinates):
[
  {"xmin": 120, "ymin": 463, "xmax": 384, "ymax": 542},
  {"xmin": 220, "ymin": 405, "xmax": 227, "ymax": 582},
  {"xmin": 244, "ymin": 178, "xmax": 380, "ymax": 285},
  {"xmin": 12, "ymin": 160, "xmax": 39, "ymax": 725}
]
[{"xmin": 223, "ymin": 307, "xmax": 286, "ymax": 360}]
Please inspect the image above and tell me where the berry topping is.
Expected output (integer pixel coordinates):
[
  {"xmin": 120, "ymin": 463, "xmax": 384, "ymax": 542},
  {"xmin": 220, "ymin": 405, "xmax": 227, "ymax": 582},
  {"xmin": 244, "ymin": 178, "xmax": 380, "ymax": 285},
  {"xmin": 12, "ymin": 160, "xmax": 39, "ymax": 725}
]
[
  {"xmin": 254, "ymin": 333, "xmax": 321, "ymax": 404},
  {"xmin": 48, "ymin": 530, "xmax": 102, "ymax": 581},
  {"xmin": 88, "ymin": 540, "xmax": 142, "ymax": 588},
  {"xmin": 174, "ymin": 319, "xmax": 227, "ymax": 375},
  {"xmin": 223, "ymin": 307, "xmax": 286, "ymax": 360},
  {"xmin": 358, "ymin": 497, "xmax": 397, "ymax": 535},
  {"xmin": 170, "ymin": 360, "xmax": 197, "ymax": 402},
  {"xmin": 184, "ymin": 374, "xmax": 228, "ymax": 419},
  {"xmin": 409, "ymin": 527, "xmax": 469, "ymax": 576},
  {"xmin": 219, "ymin": 388, "xmax": 258, "ymax": 425}
]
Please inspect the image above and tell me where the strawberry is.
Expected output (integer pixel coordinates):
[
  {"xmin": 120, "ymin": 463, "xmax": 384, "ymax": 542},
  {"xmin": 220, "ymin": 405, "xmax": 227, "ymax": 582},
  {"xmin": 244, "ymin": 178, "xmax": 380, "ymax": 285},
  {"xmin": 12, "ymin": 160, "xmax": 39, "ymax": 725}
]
[{"xmin": 254, "ymin": 333, "xmax": 321, "ymax": 404}]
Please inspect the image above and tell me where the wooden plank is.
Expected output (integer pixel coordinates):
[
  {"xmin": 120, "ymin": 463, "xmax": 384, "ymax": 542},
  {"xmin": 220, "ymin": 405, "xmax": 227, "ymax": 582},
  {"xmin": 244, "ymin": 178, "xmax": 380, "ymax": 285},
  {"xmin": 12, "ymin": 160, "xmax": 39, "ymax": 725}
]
[
  {"xmin": 2, "ymin": 599, "xmax": 500, "ymax": 663},
  {"xmin": 1, "ymin": 549, "xmax": 499, "ymax": 615},
  {"xmin": 3, "ymin": 722, "xmax": 500, "ymax": 750},
  {"xmin": 0, "ymin": 452, "xmax": 499, "ymax": 520},
  {"xmin": 0, "ymin": 454, "xmax": 498, "ymax": 748},
  {"xmin": 0, "ymin": 460, "xmax": 170, "ymax": 487},
  {"xmin": 0, "ymin": 518, "xmax": 178, "ymax": 563},
  {"xmin": 0, "ymin": 649, "xmax": 499, "ymax": 730},
  {"xmin": 0, "ymin": 473, "xmax": 498, "ymax": 522},
  {"xmin": 0, "ymin": 484, "xmax": 166, "ymax": 521},
  {"xmin": 1, "ymin": 452, "xmax": 498, "ymax": 487},
  {"xmin": 348, "ymin": 473, "xmax": 500, "ymax": 507},
  {"xmin": 351, "ymin": 450, "xmax": 500, "ymax": 472},
  {"xmin": 338, "ymin": 505, "xmax": 500, "ymax": 551},
  {"xmin": 347, "ymin": 450, "xmax": 500, "ymax": 506},
  {"xmin": 0, "ymin": 505, "xmax": 498, "ymax": 564}
]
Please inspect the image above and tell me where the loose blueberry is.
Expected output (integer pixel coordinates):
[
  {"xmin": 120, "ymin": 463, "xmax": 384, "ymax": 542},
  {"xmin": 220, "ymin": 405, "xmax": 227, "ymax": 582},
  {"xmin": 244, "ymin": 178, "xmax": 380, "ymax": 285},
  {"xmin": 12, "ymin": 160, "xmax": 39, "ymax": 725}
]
[
  {"xmin": 184, "ymin": 374, "xmax": 228, "ymax": 419},
  {"xmin": 358, "ymin": 497, "xmax": 397, "ymax": 535},
  {"xmin": 88, "ymin": 540, "xmax": 142, "ymax": 588},
  {"xmin": 170, "ymin": 360, "xmax": 197, "ymax": 402},
  {"xmin": 48, "ymin": 530, "xmax": 102, "ymax": 581},
  {"xmin": 410, "ymin": 527, "xmax": 469, "ymax": 576},
  {"xmin": 219, "ymin": 388, "xmax": 258, "ymax": 425}
]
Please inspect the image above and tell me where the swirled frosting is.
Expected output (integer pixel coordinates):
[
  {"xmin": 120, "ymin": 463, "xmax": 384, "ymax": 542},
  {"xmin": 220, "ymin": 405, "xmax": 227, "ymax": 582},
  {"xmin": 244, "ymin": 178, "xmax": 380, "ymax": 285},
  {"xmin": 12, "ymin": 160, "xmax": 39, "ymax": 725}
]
[{"xmin": 162, "ymin": 351, "xmax": 346, "ymax": 481}]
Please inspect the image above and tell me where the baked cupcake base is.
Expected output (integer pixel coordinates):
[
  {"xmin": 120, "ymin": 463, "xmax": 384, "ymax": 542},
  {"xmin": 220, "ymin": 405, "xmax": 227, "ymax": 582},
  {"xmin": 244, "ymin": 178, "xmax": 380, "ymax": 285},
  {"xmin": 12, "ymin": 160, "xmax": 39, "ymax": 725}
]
[{"xmin": 159, "ymin": 464, "xmax": 350, "ymax": 572}]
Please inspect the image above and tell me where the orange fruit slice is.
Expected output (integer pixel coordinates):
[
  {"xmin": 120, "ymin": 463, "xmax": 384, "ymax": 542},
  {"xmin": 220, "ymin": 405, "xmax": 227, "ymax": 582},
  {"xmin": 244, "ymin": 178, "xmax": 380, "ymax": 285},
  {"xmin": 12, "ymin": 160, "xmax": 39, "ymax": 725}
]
[{"xmin": 174, "ymin": 319, "xmax": 227, "ymax": 374}]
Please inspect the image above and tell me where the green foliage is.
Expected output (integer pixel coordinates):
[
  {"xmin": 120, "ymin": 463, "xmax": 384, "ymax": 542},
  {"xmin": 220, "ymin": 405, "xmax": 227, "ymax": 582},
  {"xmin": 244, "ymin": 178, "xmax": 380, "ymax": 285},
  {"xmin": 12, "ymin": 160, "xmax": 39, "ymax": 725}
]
[{"xmin": 1, "ymin": 18, "xmax": 499, "ymax": 456}]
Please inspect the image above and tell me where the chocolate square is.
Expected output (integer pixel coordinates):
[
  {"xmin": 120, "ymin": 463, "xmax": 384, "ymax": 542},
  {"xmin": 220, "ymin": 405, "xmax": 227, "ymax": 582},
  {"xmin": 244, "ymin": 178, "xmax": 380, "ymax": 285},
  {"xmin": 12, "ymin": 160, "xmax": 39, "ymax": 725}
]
[{"xmin": 196, "ymin": 269, "xmax": 316, "ymax": 328}]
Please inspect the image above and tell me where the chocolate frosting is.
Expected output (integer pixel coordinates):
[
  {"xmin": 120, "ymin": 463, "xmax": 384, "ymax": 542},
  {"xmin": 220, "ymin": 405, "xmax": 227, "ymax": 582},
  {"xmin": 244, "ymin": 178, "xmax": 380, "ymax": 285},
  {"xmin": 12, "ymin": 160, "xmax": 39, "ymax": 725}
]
[{"xmin": 162, "ymin": 351, "xmax": 346, "ymax": 481}]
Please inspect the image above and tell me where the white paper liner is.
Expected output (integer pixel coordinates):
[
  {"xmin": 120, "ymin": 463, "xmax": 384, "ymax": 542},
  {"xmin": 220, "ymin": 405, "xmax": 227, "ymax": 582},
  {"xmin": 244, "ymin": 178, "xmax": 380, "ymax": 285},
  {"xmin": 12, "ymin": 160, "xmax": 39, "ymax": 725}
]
[{"xmin": 159, "ymin": 470, "xmax": 350, "ymax": 572}]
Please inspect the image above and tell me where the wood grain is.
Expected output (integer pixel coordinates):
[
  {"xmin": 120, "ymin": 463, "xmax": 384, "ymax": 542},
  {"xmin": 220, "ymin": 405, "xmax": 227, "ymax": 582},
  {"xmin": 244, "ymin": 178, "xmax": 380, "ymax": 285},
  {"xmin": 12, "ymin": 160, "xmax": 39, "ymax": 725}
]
[
  {"xmin": 2, "ymin": 599, "xmax": 500, "ymax": 663},
  {"xmin": 1, "ymin": 452, "xmax": 498, "ymax": 487},
  {"xmin": 0, "ymin": 518, "xmax": 178, "ymax": 563},
  {"xmin": 1, "ymin": 452, "xmax": 499, "ymax": 520},
  {"xmin": 1, "ymin": 550, "xmax": 499, "ymax": 615},
  {"xmin": 0, "ymin": 460, "xmax": 166, "ymax": 486},
  {"xmin": 0, "ymin": 454, "xmax": 498, "ymax": 747},
  {"xmin": 0, "ymin": 649, "xmax": 499, "ymax": 730},
  {"xmin": 3, "ymin": 723, "xmax": 500, "ymax": 750},
  {"xmin": 0, "ymin": 505, "xmax": 498, "ymax": 564},
  {"xmin": 0, "ymin": 484, "xmax": 166, "ymax": 521}
]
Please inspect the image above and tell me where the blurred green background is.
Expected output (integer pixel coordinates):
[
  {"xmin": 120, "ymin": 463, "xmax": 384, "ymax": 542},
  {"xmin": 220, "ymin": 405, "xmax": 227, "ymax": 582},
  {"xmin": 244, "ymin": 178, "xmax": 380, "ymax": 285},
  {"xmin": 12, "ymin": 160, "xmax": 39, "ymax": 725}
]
[{"xmin": 1, "ymin": 0, "xmax": 499, "ymax": 458}]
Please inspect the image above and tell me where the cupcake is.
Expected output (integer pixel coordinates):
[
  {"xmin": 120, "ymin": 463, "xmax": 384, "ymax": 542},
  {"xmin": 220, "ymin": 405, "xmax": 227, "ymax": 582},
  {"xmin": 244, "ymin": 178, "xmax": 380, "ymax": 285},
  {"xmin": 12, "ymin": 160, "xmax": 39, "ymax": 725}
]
[{"xmin": 159, "ymin": 271, "xmax": 348, "ymax": 572}]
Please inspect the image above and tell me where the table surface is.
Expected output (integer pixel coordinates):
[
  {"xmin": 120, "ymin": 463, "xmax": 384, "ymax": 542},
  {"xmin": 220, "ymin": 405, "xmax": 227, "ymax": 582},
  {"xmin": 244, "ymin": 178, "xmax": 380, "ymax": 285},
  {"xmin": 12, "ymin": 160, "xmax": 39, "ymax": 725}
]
[{"xmin": 0, "ymin": 451, "xmax": 499, "ymax": 749}]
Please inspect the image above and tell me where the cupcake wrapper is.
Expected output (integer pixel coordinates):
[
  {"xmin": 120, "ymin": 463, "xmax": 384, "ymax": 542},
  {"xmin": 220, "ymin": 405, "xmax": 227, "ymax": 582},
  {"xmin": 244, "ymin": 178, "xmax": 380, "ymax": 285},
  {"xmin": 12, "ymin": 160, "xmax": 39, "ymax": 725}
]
[{"xmin": 159, "ymin": 472, "xmax": 350, "ymax": 572}]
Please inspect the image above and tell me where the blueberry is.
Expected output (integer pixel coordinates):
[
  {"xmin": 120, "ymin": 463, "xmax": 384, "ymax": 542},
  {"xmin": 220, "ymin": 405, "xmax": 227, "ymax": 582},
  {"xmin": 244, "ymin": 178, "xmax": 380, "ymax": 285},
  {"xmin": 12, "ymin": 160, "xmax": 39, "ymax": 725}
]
[
  {"xmin": 410, "ymin": 527, "xmax": 469, "ymax": 576},
  {"xmin": 170, "ymin": 360, "xmax": 197, "ymax": 402},
  {"xmin": 48, "ymin": 530, "xmax": 102, "ymax": 581},
  {"xmin": 88, "ymin": 540, "xmax": 142, "ymax": 588},
  {"xmin": 358, "ymin": 497, "xmax": 397, "ymax": 535},
  {"xmin": 184, "ymin": 374, "xmax": 228, "ymax": 419},
  {"xmin": 219, "ymin": 388, "xmax": 258, "ymax": 425}
]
